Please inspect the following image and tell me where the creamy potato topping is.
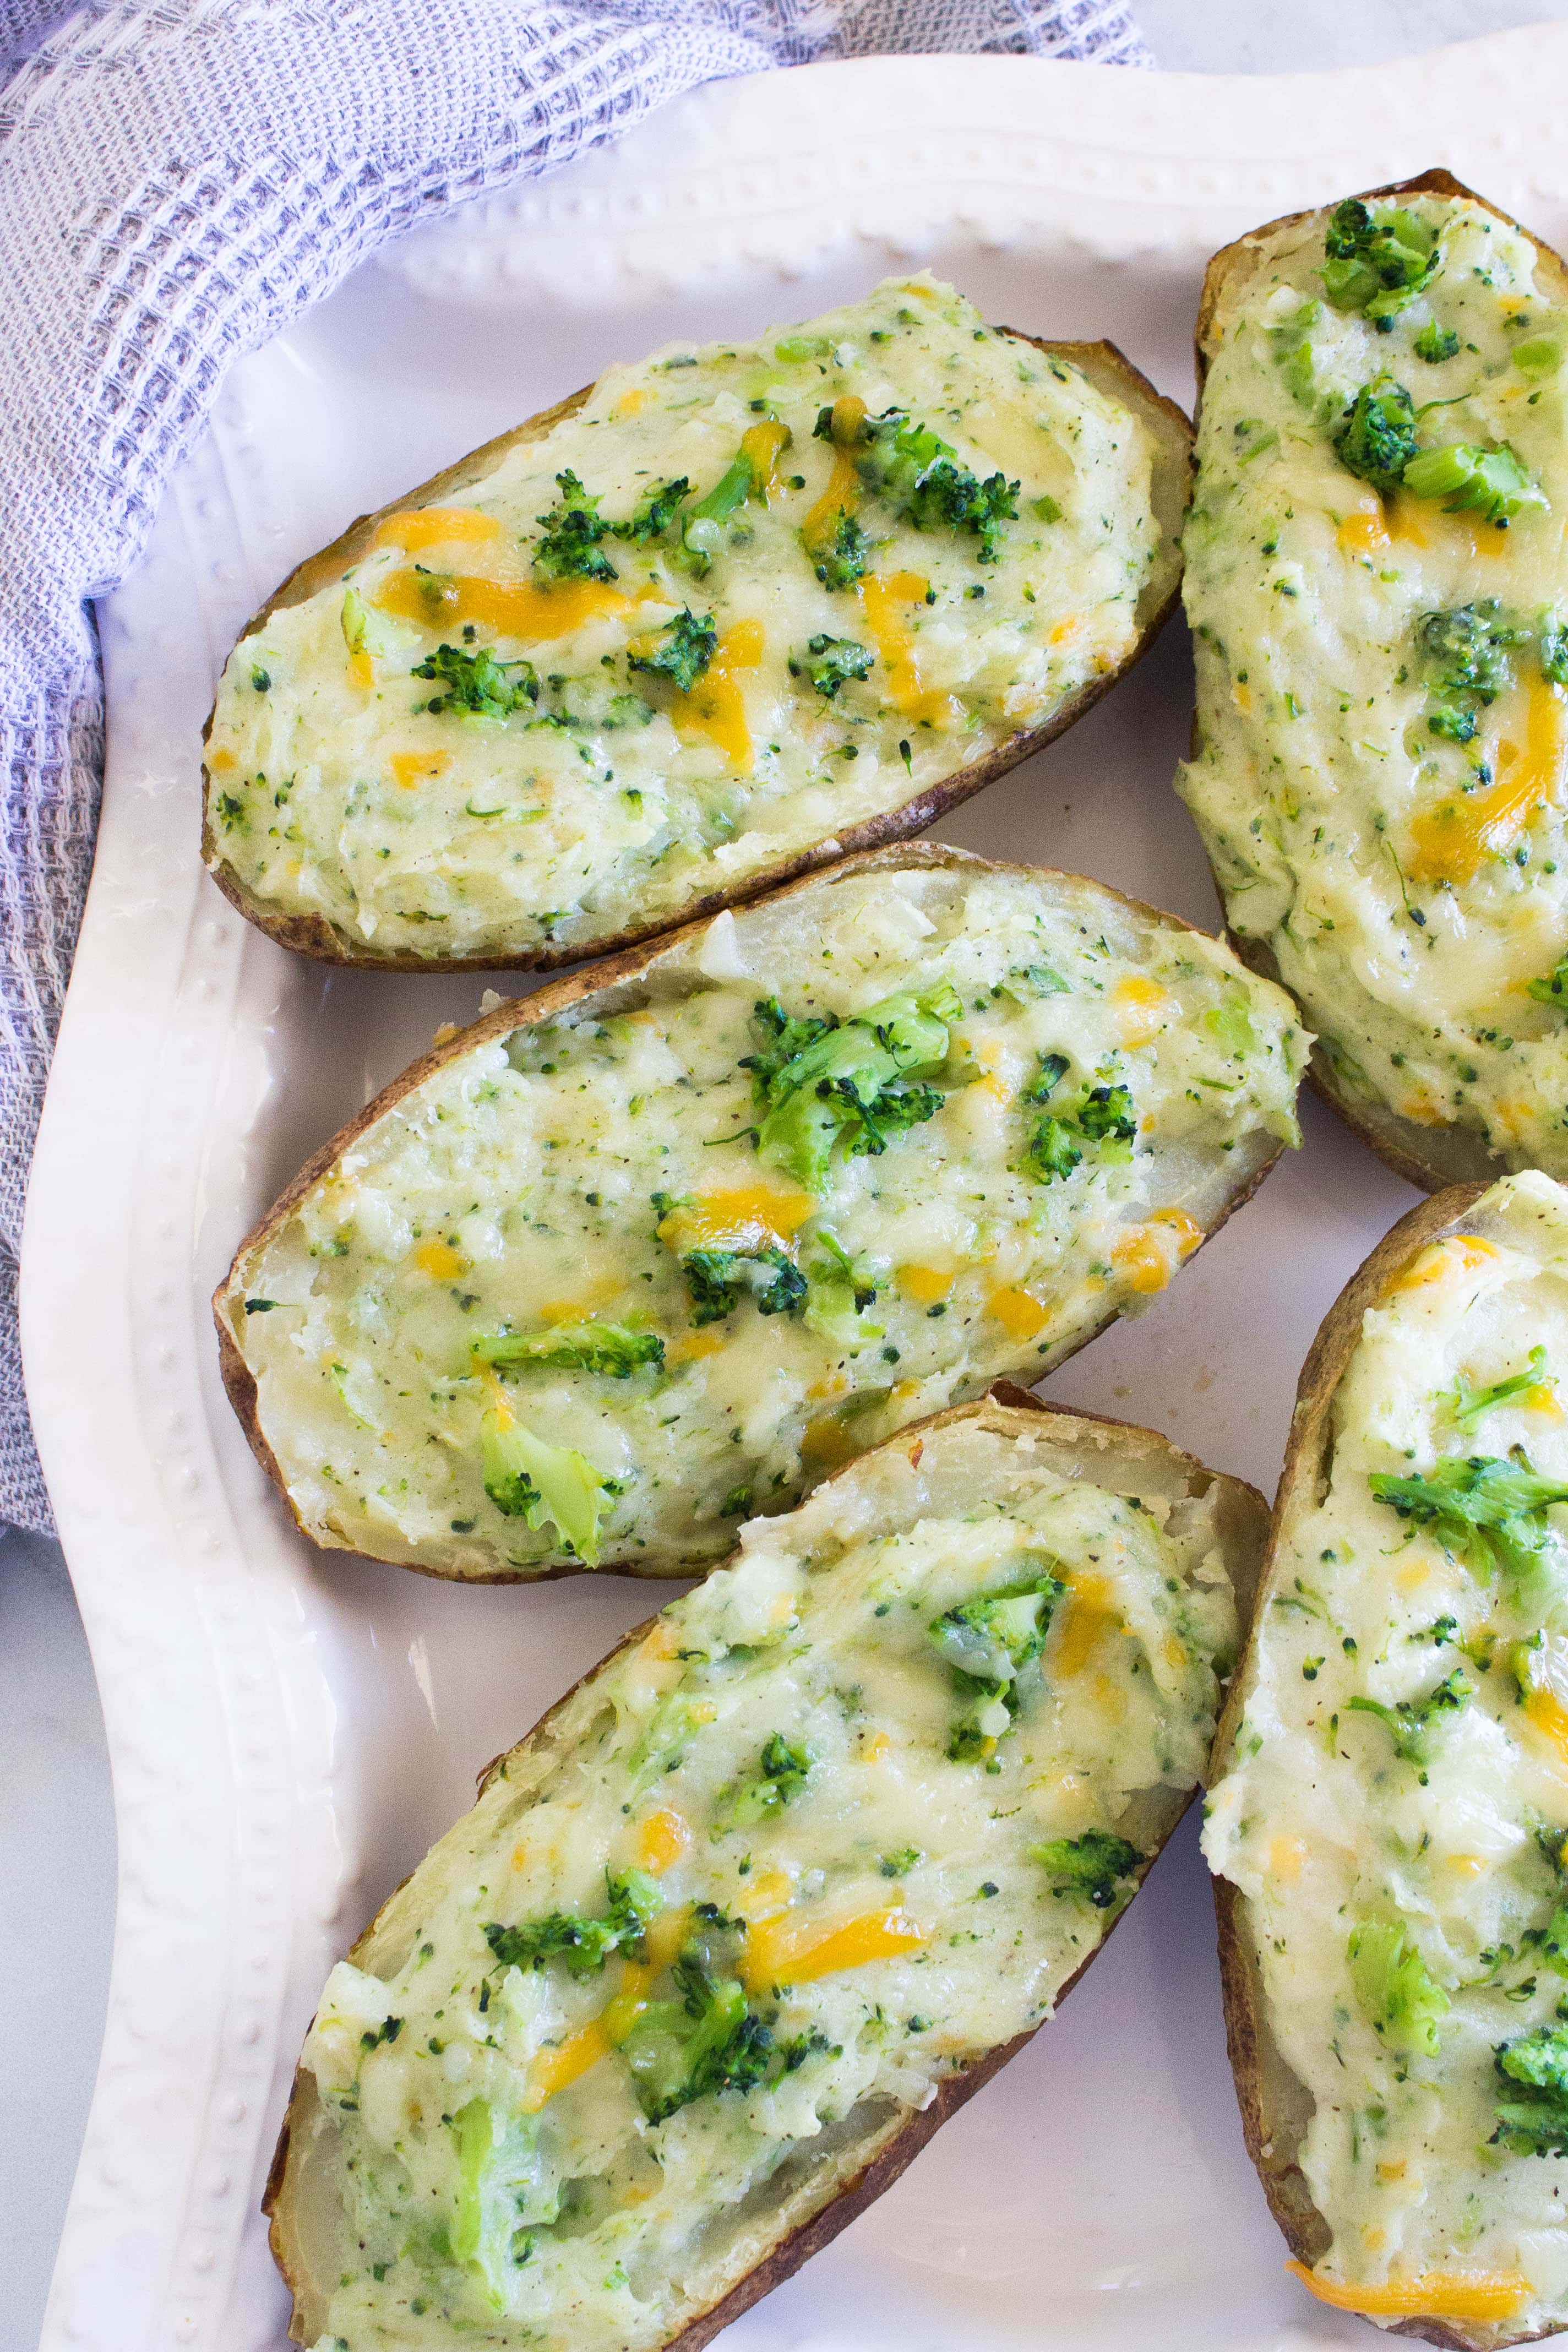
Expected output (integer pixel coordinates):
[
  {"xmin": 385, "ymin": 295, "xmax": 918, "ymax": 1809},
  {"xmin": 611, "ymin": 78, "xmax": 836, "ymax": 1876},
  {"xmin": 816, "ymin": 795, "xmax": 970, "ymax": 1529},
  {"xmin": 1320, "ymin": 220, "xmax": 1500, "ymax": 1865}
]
[
  {"xmin": 206, "ymin": 276, "xmax": 1167, "ymax": 961},
  {"xmin": 1180, "ymin": 190, "xmax": 1568, "ymax": 1175},
  {"xmin": 221, "ymin": 859, "xmax": 1304, "ymax": 1581},
  {"xmin": 288, "ymin": 1412, "xmax": 1242, "ymax": 2351},
  {"xmin": 1206, "ymin": 1172, "xmax": 1568, "ymax": 2334}
]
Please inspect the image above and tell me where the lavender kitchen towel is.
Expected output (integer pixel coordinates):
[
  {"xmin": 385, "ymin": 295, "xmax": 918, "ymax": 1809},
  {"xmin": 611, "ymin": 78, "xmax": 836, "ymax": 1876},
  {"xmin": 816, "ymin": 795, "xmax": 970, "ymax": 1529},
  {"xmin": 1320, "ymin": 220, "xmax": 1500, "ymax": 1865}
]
[{"xmin": 0, "ymin": 0, "xmax": 1148, "ymax": 1534}]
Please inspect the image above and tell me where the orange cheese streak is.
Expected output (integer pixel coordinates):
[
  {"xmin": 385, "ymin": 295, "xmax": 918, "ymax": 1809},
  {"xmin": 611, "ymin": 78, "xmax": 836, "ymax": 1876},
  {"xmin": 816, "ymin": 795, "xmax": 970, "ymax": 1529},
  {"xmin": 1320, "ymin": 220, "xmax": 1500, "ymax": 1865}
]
[
  {"xmin": 1113, "ymin": 974, "xmax": 1172, "ymax": 1047},
  {"xmin": 987, "ymin": 1285, "xmax": 1049, "ymax": 1342},
  {"xmin": 413, "ymin": 1239, "xmax": 465, "ymax": 1281},
  {"xmin": 1385, "ymin": 1232, "xmax": 1498, "ymax": 1298},
  {"xmin": 1526, "ymin": 1685, "xmax": 1568, "ymax": 1771},
  {"xmin": 858, "ymin": 572, "xmax": 962, "ymax": 729},
  {"xmin": 1409, "ymin": 683, "xmax": 1568, "ymax": 884},
  {"xmin": 635, "ymin": 1809, "xmax": 690, "ymax": 1875},
  {"xmin": 659, "ymin": 1184, "xmax": 814, "ymax": 1254},
  {"xmin": 372, "ymin": 506, "xmax": 504, "ymax": 552},
  {"xmin": 801, "ymin": 395, "xmax": 868, "ymax": 553},
  {"xmin": 522, "ymin": 2019, "xmax": 612, "ymax": 2112},
  {"xmin": 1110, "ymin": 1210, "xmax": 1201, "ymax": 1297},
  {"xmin": 743, "ymin": 1907, "xmax": 928, "ymax": 1994},
  {"xmin": 740, "ymin": 418, "xmax": 791, "ymax": 502},
  {"xmin": 670, "ymin": 617, "xmax": 765, "ymax": 769},
  {"xmin": 1055, "ymin": 1572, "xmax": 1118, "ymax": 1675},
  {"xmin": 898, "ymin": 1263, "xmax": 955, "ymax": 1306},
  {"xmin": 1286, "ymin": 2262, "xmax": 1529, "ymax": 2323},
  {"xmin": 375, "ymin": 566, "xmax": 633, "ymax": 644},
  {"xmin": 390, "ymin": 749, "xmax": 451, "ymax": 790}
]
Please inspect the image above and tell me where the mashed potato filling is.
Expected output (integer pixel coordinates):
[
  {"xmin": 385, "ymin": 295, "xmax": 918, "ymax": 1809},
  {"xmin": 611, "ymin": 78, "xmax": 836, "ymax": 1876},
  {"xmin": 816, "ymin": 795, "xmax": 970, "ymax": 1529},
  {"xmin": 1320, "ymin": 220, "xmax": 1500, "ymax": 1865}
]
[
  {"xmin": 1180, "ymin": 190, "xmax": 1568, "ymax": 1175},
  {"xmin": 206, "ymin": 276, "xmax": 1166, "ymax": 962},
  {"xmin": 289, "ymin": 1413, "xmax": 1241, "ymax": 2352},
  {"xmin": 1206, "ymin": 1172, "xmax": 1568, "ymax": 2332}
]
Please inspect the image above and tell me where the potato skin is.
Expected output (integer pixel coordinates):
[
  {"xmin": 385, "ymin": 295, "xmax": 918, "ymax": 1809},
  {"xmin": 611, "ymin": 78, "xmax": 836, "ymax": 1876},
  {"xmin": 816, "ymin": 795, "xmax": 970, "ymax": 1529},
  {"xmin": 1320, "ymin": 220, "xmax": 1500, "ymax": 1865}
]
[
  {"xmin": 213, "ymin": 841, "xmax": 1288, "ymax": 1585},
  {"xmin": 264, "ymin": 1388, "xmax": 1269, "ymax": 2348},
  {"xmin": 200, "ymin": 338, "xmax": 1192, "ymax": 972},
  {"xmin": 1199, "ymin": 1180, "xmax": 1568, "ymax": 2352},
  {"xmin": 1191, "ymin": 168, "xmax": 1568, "ymax": 1202}
]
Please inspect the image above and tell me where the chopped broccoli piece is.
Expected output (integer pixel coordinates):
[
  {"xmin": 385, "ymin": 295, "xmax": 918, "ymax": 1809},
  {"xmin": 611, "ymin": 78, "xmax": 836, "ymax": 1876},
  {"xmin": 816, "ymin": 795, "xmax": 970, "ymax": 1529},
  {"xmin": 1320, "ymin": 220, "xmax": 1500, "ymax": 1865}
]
[
  {"xmin": 1030, "ymin": 1830, "xmax": 1142, "ymax": 1908},
  {"xmin": 812, "ymin": 509, "xmax": 868, "ymax": 591},
  {"xmin": 880, "ymin": 1847, "xmax": 922, "ymax": 1878},
  {"xmin": 1025, "ymin": 1066, "xmax": 1136, "ymax": 1185},
  {"xmin": 533, "ymin": 470, "xmax": 618, "ymax": 583},
  {"xmin": 790, "ymin": 634, "xmax": 874, "ymax": 699},
  {"xmin": 472, "ymin": 1324, "xmax": 665, "ymax": 1379},
  {"xmin": 1077, "ymin": 1084, "xmax": 1137, "ymax": 1146},
  {"xmin": 1402, "ymin": 440, "xmax": 1547, "ymax": 527},
  {"xmin": 340, "ymin": 586, "xmax": 368, "ymax": 655},
  {"xmin": 483, "ymin": 1870, "xmax": 662, "ymax": 1977},
  {"xmin": 622, "ymin": 1953, "xmax": 773, "ymax": 2122},
  {"xmin": 1415, "ymin": 319, "xmax": 1461, "ymax": 364},
  {"xmin": 1369, "ymin": 1452, "xmax": 1568, "ymax": 1585},
  {"xmin": 742, "ymin": 985, "xmax": 959, "ymax": 1192},
  {"xmin": 1495, "ymin": 2026, "xmax": 1568, "ymax": 2153},
  {"xmin": 1334, "ymin": 378, "xmax": 1418, "ymax": 494},
  {"xmin": 676, "ymin": 432, "xmax": 787, "ymax": 576},
  {"xmin": 1269, "ymin": 298, "xmax": 1324, "ymax": 409},
  {"xmin": 931, "ymin": 1563, "xmax": 1065, "ymax": 1760},
  {"xmin": 1027, "ymin": 1117, "xmax": 1083, "ymax": 1183},
  {"xmin": 672, "ymin": 1243, "xmax": 805, "ymax": 1326},
  {"xmin": 1542, "ymin": 611, "xmax": 1568, "ymax": 685},
  {"xmin": 1529, "ymin": 959, "xmax": 1568, "ymax": 1010},
  {"xmin": 413, "ymin": 641, "xmax": 540, "ymax": 720},
  {"xmin": 1449, "ymin": 1348, "xmax": 1555, "ymax": 1425},
  {"xmin": 718, "ymin": 1733, "xmax": 812, "ymax": 1828},
  {"xmin": 802, "ymin": 1230, "xmax": 881, "ymax": 1347},
  {"xmin": 853, "ymin": 405, "xmax": 1019, "ymax": 562},
  {"xmin": 480, "ymin": 1411, "xmax": 613, "ymax": 1564},
  {"xmin": 628, "ymin": 607, "xmax": 718, "ymax": 694},
  {"xmin": 1417, "ymin": 600, "xmax": 1524, "ymax": 741},
  {"xmin": 1322, "ymin": 198, "xmax": 1439, "ymax": 323},
  {"xmin": 1348, "ymin": 1919, "xmax": 1449, "ymax": 2059},
  {"xmin": 448, "ymin": 2098, "xmax": 558, "ymax": 2292},
  {"xmin": 1347, "ymin": 1665, "xmax": 1474, "ymax": 1767},
  {"xmin": 609, "ymin": 477, "xmax": 689, "ymax": 546}
]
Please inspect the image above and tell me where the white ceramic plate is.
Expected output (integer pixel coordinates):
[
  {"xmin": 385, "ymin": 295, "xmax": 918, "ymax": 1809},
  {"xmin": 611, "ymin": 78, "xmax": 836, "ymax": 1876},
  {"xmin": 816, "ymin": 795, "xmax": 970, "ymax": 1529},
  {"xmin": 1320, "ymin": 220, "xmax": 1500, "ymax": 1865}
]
[{"xmin": 27, "ymin": 34, "xmax": 1568, "ymax": 2351}]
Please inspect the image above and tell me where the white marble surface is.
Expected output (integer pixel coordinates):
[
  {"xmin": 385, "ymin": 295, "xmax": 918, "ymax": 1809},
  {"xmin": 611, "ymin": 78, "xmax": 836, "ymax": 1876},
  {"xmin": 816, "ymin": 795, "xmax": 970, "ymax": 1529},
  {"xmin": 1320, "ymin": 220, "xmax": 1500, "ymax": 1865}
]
[{"xmin": 7, "ymin": 7, "xmax": 1568, "ymax": 2350}]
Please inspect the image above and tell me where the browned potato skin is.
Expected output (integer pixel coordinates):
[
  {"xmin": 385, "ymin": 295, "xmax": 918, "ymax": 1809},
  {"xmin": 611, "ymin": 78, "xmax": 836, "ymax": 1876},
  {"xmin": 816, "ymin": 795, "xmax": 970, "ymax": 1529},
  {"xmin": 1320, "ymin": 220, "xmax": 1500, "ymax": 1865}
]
[
  {"xmin": 264, "ymin": 1387, "xmax": 1268, "ymax": 2347},
  {"xmin": 1192, "ymin": 170, "xmax": 1568, "ymax": 1201},
  {"xmin": 214, "ymin": 842, "xmax": 1290, "ymax": 1585},
  {"xmin": 1204, "ymin": 1180, "xmax": 1568, "ymax": 2350},
  {"xmin": 200, "ymin": 339, "xmax": 1193, "ymax": 971}
]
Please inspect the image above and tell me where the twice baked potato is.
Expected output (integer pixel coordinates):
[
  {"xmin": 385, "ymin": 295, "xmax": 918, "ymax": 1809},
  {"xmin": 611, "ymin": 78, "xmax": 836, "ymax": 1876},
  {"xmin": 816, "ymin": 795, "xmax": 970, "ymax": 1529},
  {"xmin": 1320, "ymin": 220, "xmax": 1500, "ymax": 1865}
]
[
  {"xmin": 215, "ymin": 845, "xmax": 1305, "ymax": 1583},
  {"xmin": 266, "ymin": 1392, "xmax": 1266, "ymax": 2351},
  {"xmin": 1205, "ymin": 1169, "xmax": 1568, "ymax": 2344},
  {"xmin": 1179, "ymin": 172, "xmax": 1568, "ymax": 1191},
  {"xmin": 203, "ymin": 274, "xmax": 1190, "ymax": 970}
]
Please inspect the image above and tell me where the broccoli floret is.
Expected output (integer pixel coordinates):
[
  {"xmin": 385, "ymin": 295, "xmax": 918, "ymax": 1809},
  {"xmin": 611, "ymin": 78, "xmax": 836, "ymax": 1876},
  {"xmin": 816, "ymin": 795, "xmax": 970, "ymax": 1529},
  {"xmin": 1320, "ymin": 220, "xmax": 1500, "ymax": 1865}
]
[
  {"xmin": 1334, "ymin": 378, "xmax": 1418, "ymax": 494},
  {"xmin": 412, "ymin": 641, "xmax": 540, "ymax": 719},
  {"xmin": 802, "ymin": 1230, "xmax": 881, "ymax": 1348},
  {"xmin": 931, "ymin": 1565, "xmax": 1065, "ymax": 1761},
  {"xmin": 1368, "ymin": 1453, "xmax": 1568, "ymax": 1585},
  {"xmin": 628, "ymin": 607, "xmax": 718, "ymax": 694},
  {"xmin": 718, "ymin": 1733, "xmax": 812, "ymax": 1828},
  {"xmin": 609, "ymin": 477, "xmax": 689, "ymax": 546},
  {"xmin": 1077, "ymin": 1084, "xmax": 1137, "ymax": 1146},
  {"xmin": 1529, "ymin": 959, "xmax": 1568, "ymax": 1010},
  {"xmin": 675, "ymin": 430, "xmax": 788, "ymax": 577},
  {"xmin": 1028, "ymin": 1118, "xmax": 1084, "ymax": 1183},
  {"xmin": 790, "ymin": 634, "xmax": 874, "ymax": 699},
  {"xmin": 1541, "ymin": 612, "xmax": 1568, "ymax": 685},
  {"xmin": 1348, "ymin": 1919, "xmax": 1449, "ymax": 2060},
  {"xmin": 1347, "ymin": 1666, "xmax": 1474, "ymax": 1769},
  {"xmin": 853, "ymin": 406, "xmax": 1019, "ymax": 561},
  {"xmin": 1023, "ymin": 1065, "xmax": 1136, "ymax": 1185},
  {"xmin": 1449, "ymin": 1347, "xmax": 1555, "ymax": 1424},
  {"xmin": 813, "ymin": 510, "xmax": 868, "ymax": 591},
  {"xmin": 741, "ymin": 985, "xmax": 959, "ymax": 1191},
  {"xmin": 678, "ymin": 1244, "xmax": 806, "ymax": 1326},
  {"xmin": 1415, "ymin": 601, "xmax": 1523, "ymax": 742},
  {"xmin": 1415, "ymin": 319, "xmax": 1461, "ymax": 364},
  {"xmin": 1322, "ymin": 198, "xmax": 1439, "ymax": 323},
  {"xmin": 1030, "ymin": 1830, "xmax": 1142, "ymax": 1908},
  {"xmin": 472, "ymin": 1323, "xmax": 665, "ymax": 1379},
  {"xmin": 533, "ymin": 470, "xmax": 618, "ymax": 583},
  {"xmin": 480, "ymin": 1410, "xmax": 613, "ymax": 1563},
  {"xmin": 622, "ymin": 1953, "xmax": 773, "ymax": 2122},
  {"xmin": 448, "ymin": 2098, "xmax": 559, "ymax": 2293},
  {"xmin": 1495, "ymin": 2026, "xmax": 1568, "ymax": 2153},
  {"xmin": 1403, "ymin": 441, "xmax": 1547, "ymax": 527},
  {"xmin": 483, "ymin": 1869, "xmax": 661, "ymax": 1977}
]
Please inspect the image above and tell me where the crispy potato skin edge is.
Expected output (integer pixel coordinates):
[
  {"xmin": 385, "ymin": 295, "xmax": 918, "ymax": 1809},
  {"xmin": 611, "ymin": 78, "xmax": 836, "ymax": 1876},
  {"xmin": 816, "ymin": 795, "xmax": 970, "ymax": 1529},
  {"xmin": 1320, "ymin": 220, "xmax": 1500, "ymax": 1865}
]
[
  {"xmin": 1191, "ymin": 167, "xmax": 1568, "ymax": 1204},
  {"xmin": 263, "ymin": 1389, "xmax": 1270, "ymax": 2346},
  {"xmin": 1202, "ymin": 1175, "xmax": 1568, "ymax": 2350},
  {"xmin": 199, "ymin": 336, "xmax": 1193, "ymax": 971},
  {"xmin": 211, "ymin": 840, "xmax": 1287, "ymax": 1584}
]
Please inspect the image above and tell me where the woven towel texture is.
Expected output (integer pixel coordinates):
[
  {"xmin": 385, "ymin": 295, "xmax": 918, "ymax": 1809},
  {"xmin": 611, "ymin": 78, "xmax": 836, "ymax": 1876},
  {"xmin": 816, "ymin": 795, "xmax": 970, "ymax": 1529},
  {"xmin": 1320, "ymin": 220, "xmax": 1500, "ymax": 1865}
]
[{"xmin": 0, "ymin": 0, "xmax": 1147, "ymax": 1536}]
